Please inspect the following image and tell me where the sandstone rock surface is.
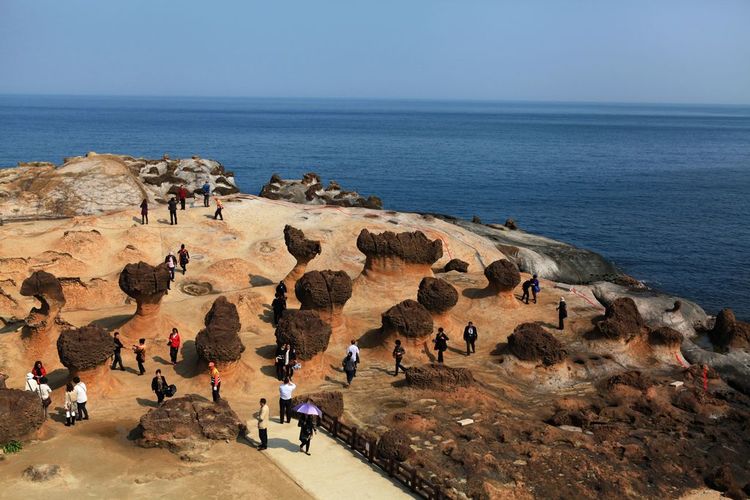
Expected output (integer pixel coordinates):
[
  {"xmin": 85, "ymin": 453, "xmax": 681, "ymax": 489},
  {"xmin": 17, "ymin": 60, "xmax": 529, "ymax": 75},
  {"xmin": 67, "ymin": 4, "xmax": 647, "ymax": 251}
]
[
  {"xmin": 0, "ymin": 389, "xmax": 45, "ymax": 443},
  {"xmin": 405, "ymin": 364, "xmax": 474, "ymax": 390},
  {"xmin": 507, "ymin": 323, "xmax": 566, "ymax": 366}
]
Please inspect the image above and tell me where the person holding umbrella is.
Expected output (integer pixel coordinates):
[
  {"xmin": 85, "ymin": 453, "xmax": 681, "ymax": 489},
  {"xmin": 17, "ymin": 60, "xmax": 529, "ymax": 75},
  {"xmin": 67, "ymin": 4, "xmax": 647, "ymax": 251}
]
[{"xmin": 293, "ymin": 401, "xmax": 321, "ymax": 456}]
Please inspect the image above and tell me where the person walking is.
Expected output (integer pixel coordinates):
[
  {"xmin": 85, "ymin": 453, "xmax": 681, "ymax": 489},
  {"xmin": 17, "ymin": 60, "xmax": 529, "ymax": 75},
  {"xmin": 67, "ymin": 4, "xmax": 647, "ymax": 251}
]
[
  {"xmin": 165, "ymin": 252, "xmax": 177, "ymax": 286},
  {"xmin": 298, "ymin": 414, "xmax": 317, "ymax": 455},
  {"xmin": 209, "ymin": 362, "xmax": 221, "ymax": 402},
  {"xmin": 347, "ymin": 339, "xmax": 360, "ymax": 365},
  {"xmin": 111, "ymin": 331, "xmax": 125, "ymax": 370},
  {"xmin": 531, "ymin": 274, "xmax": 540, "ymax": 304},
  {"xmin": 140, "ymin": 199, "xmax": 149, "ymax": 225},
  {"xmin": 168, "ymin": 197, "xmax": 178, "ymax": 225},
  {"xmin": 214, "ymin": 197, "xmax": 224, "ymax": 220},
  {"xmin": 32, "ymin": 360, "xmax": 47, "ymax": 383},
  {"xmin": 178, "ymin": 244, "xmax": 190, "ymax": 275},
  {"xmin": 271, "ymin": 292, "xmax": 286, "ymax": 326},
  {"xmin": 256, "ymin": 398, "xmax": 270, "ymax": 450},
  {"xmin": 74, "ymin": 376, "xmax": 88, "ymax": 420},
  {"xmin": 275, "ymin": 343, "xmax": 290, "ymax": 381},
  {"xmin": 38, "ymin": 376, "xmax": 52, "ymax": 419},
  {"xmin": 64, "ymin": 382, "xmax": 77, "ymax": 426},
  {"xmin": 275, "ymin": 280, "xmax": 287, "ymax": 298},
  {"xmin": 167, "ymin": 328, "xmax": 181, "ymax": 365},
  {"xmin": 202, "ymin": 181, "xmax": 211, "ymax": 207},
  {"xmin": 521, "ymin": 278, "xmax": 533, "ymax": 304},
  {"xmin": 278, "ymin": 377, "xmax": 296, "ymax": 423},
  {"xmin": 342, "ymin": 351, "xmax": 357, "ymax": 388},
  {"xmin": 24, "ymin": 372, "xmax": 39, "ymax": 392},
  {"xmin": 151, "ymin": 369, "xmax": 168, "ymax": 405},
  {"xmin": 463, "ymin": 321, "xmax": 478, "ymax": 356},
  {"xmin": 433, "ymin": 328, "xmax": 449, "ymax": 363},
  {"xmin": 178, "ymin": 185, "xmax": 188, "ymax": 210},
  {"xmin": 392, "ymin": 339, "xmax": 406, "ymax": 376},
  {"xmin": 133, "ymin": 338, "xmax": 146, "ymax": 375},
  {"xmin": 556, "ymin": 297, "xmax": 568, "ymax": 330}
]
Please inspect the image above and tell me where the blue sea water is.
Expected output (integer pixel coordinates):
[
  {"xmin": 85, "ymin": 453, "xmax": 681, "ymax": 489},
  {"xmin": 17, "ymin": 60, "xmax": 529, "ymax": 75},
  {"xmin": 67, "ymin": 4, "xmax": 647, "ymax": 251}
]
[{"xmin": 1, "ymin": 95, "xmax": 749, "ymax": 320}]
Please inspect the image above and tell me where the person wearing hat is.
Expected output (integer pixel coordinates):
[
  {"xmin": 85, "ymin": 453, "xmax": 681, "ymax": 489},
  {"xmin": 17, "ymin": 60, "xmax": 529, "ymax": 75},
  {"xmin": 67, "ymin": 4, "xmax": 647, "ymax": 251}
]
[
  {"xmin": 556, "ymin": 297, "xmax": 568, "ymax": 330},
  {"xmin": 24, "ymin": 372, "xmax": 39, "ymax": 393},
  {"xmin": 209, "ymin": 362, "xmax": 221, "ymax": 402}
]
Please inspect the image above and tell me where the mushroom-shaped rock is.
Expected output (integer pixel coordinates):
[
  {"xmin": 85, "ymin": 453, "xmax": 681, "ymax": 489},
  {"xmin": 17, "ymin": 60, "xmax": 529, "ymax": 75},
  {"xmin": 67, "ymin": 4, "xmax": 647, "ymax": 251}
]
[
  {"xmin": 275, "ymin": 310, "xmax": 331, "ymax": 361},
  {"xmin": 357, "ymin": 229, "xmax": 443, "ymax": 266},
  {"xmin": 118, "ymin": 262, "xmax": 171, "ymax": 319},
  {"xmin": 443, "ymin": 259, "xmax": 469, "ymax": 273},
  {"xmin": 136, "ymin": 395, "xmax": 246, "ymax": 461},
  {"xmin": 290, "ymin": 391, "xmax": 344, "ymax": 418},
  {"xmin": 484, "ymin": 259, "xmax": 521, "ymax": 294},
  {"xmin": 596, "ymin": 297, "xmax": 646, "ymax": 342},
  {"xmin": 56, "ymin": 324, "xmax": 113, "ymax": 374},
  {"xmin": 195, "ymin": 296, "xmax": 245, "ymax": 363},
  {"xmin": 377, "ymin": 429, "xmax": 414, "ymax": 462},
  {"xmin": 381, "ymin": 300, "xmax": 434, "ymax": 339},
  {"xmin": 405, "ymin": 364, "xmax": 474, "ymax": 390},
  {"xmin": 648, "ymin": 326, "xmax": 683, "ymax": 347},
  {"xmin": 284, "ymin": 225, "xmax": 321, "ymax": 265},
  {"xmin": 0, "ymin": 389, "xmax": 46, "ymax": 443},
  {"xmin": 709, "ymin": 308, "xmax": 750, "ymax": 348},
  {"xmin": 417, "ymin": 277, "xmax": 458, "ymax": 313},
  {"xmin": 507, "ymin": 323, "xmax": 566, "ymax": 366},
  {"xmin": 295, "ymin": 270, "xmax": 352, "ymax": 311},
  {"xmin": 20, "ymin": 271, "xmax": 65, "ymax": 332}
]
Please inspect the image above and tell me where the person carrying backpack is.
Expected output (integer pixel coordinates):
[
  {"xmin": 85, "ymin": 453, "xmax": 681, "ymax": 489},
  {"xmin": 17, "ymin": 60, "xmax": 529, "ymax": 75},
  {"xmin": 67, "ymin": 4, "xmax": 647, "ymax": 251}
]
[
  {"xmin": 202, "ymin": 182, "xmax": 211, "ymax": 207},
  {"xmin": 152, "ymin": 369, "xmax": 169, "ymax": 405}
]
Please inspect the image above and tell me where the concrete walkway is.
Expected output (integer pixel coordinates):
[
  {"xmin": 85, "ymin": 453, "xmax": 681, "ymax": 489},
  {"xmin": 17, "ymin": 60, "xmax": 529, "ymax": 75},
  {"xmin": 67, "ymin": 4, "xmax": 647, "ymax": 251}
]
[{"xmin": 251, "ymin": 418, "xmax": 416, "ymax": 500}]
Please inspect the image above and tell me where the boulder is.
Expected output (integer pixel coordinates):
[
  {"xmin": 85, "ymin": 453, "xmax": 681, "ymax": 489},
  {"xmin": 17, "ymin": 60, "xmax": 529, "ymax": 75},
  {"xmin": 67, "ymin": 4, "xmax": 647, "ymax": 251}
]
[
  {"xmin": 118, "ymin": 262, "xmax": 171, "ymax": 317},
  {"xmin": 596, "ymin": 297, "xmax": 646, "ymax": 342},
  {"xmin": 405, "ymin": 364, "xmax": 474, "ymax": 390},
  {"xmin": 381, "ymin": 300, "xmax": 434, "ymax": 339},
  {"xmin": 484, "ymin": 259, "xmax": 521, "ymax": 293},
  {"xmin": 417, "ymin": 277, "xmax": 458, "ymax": 313},
  {"xmin": 259, "ymin": 174, "xmax": 381, "ymax": 208},
  {"xmin": 443, "ymin": 259, "xmax": 469, "ymax": 273},
  {"xmin": 504, "ymin": 218, "xmax": 518, "ymax": 230},
  {"xmin": 709, "ymin": 308, "xmax": 750, "ymax": 349},
  {"xmin": 295, "ymin": 270, "xmax": 352, "ymax": 311},
  {"xmin": 57, "ymin": 324, "xmax": 113, "ymax": 373},
  {"xmin": 356, "ymin": 229, "xmax": 443, "ymax": 265},
  {"xmin": 195, "ymin": 296, "xmax": 245, "ymax": 363},
  {"xmin": 648, "ymin": 326, "xmax": 683, "ymax": 347},
  {"xmin": 275, "ymin": 310, "xmax": 332, "ymax": 360},
  {"xmin": 507, "ymin": 323, "xmax": 566, "ymax": 366},
  {"xmin": 284, "ymin": 225, "xmax": 321, "ymax": 265},
  {"xmin": 377, "ymin": 429, "xmax": 415, "ymax": 462},
  {"xmin": 22, "ymin": 464, "xmax": 61, "ymax": 482},
  {"xmin": 290, "ymin": 391, "xmax": 344, "ymax": 418},
  {"xmin": 0, "ymin": 389, "xmax": 46, "ymax": 443}
]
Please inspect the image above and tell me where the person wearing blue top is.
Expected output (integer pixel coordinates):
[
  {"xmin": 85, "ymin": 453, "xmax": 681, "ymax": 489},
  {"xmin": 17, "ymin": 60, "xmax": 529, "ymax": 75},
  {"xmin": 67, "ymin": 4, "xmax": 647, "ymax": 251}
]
[
  {"xmin": 531, "ymin": 274, "xmax": 540, "ymax": 304},
  {"xmin": 202, "ymin": 182, "xmax": 211, "ymax": 207}
]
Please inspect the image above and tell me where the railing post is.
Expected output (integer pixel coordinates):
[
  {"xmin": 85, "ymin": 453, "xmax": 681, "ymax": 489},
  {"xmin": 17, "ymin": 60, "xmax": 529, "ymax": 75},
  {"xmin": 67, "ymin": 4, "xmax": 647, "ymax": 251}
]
[
  {"xmin": 350, "ymin": 426, "xmax": 358, "ymax": 449},
  {"xmin": 410, "ymin": 469, "xmax": 417, "ymax": 490},
  {"xmin": 367, "ymin": 438, "xmax": 375, "ymax": 462},
  {"xmin": 332, "ymin": 417, "xmax": 339, "ymax": 439}
]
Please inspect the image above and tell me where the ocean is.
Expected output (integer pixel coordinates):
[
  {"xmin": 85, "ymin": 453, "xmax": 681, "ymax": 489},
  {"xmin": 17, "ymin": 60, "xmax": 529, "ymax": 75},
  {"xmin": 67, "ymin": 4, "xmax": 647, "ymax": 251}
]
[{"xmin": 1, "ymin": 95, "xmax": 748, "ymax": 320}]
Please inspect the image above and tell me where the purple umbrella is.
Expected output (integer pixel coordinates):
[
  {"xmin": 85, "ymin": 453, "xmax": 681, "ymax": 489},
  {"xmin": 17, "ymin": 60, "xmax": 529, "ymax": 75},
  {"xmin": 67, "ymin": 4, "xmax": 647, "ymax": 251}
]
[{"xmin": 293, "ymin": 401, "xmax": 322, "ymax": 416}]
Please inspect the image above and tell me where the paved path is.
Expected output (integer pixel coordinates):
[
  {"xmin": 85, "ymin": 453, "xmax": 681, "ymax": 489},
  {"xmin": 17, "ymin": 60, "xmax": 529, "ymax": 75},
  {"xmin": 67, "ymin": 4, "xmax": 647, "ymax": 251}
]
[{"xmin": 249, "ymin": 418, "xmax": 416, "ymax": 500}]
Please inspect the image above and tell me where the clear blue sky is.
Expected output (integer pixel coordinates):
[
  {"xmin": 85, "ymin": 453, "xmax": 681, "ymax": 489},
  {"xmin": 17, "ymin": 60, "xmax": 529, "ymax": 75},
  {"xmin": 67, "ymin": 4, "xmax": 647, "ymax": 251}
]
[{"xmin": 1, "ymin": 0, "xmax": 748, "ymax": 104}]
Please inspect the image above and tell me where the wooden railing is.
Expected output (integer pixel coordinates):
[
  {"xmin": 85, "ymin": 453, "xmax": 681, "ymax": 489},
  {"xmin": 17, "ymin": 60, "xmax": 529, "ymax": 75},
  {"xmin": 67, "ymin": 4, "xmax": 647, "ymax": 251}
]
[{"xmin": 317, "ymin": 412, "xmax": 448, "ymax": 499}]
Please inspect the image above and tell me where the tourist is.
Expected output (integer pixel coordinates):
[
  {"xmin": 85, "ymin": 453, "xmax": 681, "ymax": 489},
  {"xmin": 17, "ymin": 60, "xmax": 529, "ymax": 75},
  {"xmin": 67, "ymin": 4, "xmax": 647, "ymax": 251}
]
[
  {"xmin": 151, "ymin": 369, "xmax": 169, "ymax": 405},
  {"xmin": 275, "ymin": 343, "xmax": 290, "ymax": 381},
  {"xmin": 178, "ymin": 184, "xmax": 188, "ymax": 210},
  {"xmin": 74, "ymin": 376, "xmax": 88, "ymax": 420},
  {"xmin": 392, "ymin": 339, "xmax": 406, "ymax": 376},
  {"xmin": 32, "ymin": 360, "xmax": 47, "ymax": 382},
  {"xmin": 556, "ymin": 297, "xmax": 568, "ymax": 330},
  {"xmin": 279, "ymin": 377, "xmax": 296, "ymax": 423},
  {"xmin": 298, "ymin": 414, "xmax": 317, "ymax": 455},
  {"xmin": 64, "ymin": 382, "xmax": 77, "ymax": 426},
  {"xmin": 433, "ymin": 328, "xmax": 449, "ymax": 363},
  {"xmin": 24, "ymin": 372, "xmax": 39, "ymax": 392},
  {"xmin": 165, "ymin": 251, "xmax": 177, "ymax": 285},
  {"xmin": 38, "ymin": 376, "xmax": 52, "ymax": 419},
  {"xmin": 531, "ymin": 274, "xmax": 540, "ymax": 304},
  {"xmin": 168, "ymin": 197, "xmax": 178, "ymax": 225},
  {"xmin": 214, "ymin": 197, "xmax": 224, "ymax": 220},
  {"xmin": 133, "ymin": 338, "xmax": 146, "ymax": 375},
  {"xmin": 285, "ymin": 346, "xmax": 298, "ymax": 379},
  {"xmin": 271, "ymin": 292, "xmax": 286, "ymax": 326},
  {"xmin": 463, "ymin": 321, "xmax": 478, "ymax": 356},
  {"xmin": 178, "ymin": 244, "xmax": 190, "ymax": 275},
  {"xmin": 167, "ymin": 328, "xmax": 181, "ymax": 365},
  {"xmin": 521, "ymin": 278, "xmax": 532, "ymax": 304},
  {"xmin": 209, "ymin": 362, "xmax": 221, "ymax": 402},
  {"xmin": 140, "ymin": 198, "xmax": 149, "ymax": 225},
  {"xmin": 111, "ymin": 331, "xmax": 125, "ymax": 370},
  {"xmin": 347, "ymin": 339, "xmax": 360, "ymax": 365},
  {"xmin": 275, "ymin": 280, "xmax": 287, "ymax": 298},
  {"xmin": 202, "ymin": 181, "xmax": 211, "ymax": 207},
  {"xmin": 342, "ymin": 351, "xmax": 357, "ymax": 387},
  {"xmin": 256, "ymin": 398, "xmax": 269, "ymax": 450}
]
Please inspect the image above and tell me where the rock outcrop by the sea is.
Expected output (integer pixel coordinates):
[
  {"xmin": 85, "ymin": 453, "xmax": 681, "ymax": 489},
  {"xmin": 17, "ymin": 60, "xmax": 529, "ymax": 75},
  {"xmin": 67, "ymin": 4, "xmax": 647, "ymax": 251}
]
[
  {"xmin": 283, "ymin": 225, "xmax": 321, "ymax": 283},
  {"xmin": 507, "ymin": 323, "xmax": 566, "ymax": 366},
  {"xmin": 259, "ymin": 173, "xmax": 382, "ymax": 209},
  {"xmin": 357, "ymin": 229, "xmax": 443, "ymax": 266},
  {"xmin": 405, "ymin": 364, "xmax": 474, "ymax": 390},
  {"xmin": 484, "ymin": 259, "xmax": 521, "ymax": 294},
  {"xmin": 595, "ymin": 297, "xmax": 646, "ymax": 342},
  {"xmin": 709, "ymin": 308, "xmax": 750, "ymax": 349},
  {"xmin": 57, "ymin": 324, "xmax": 113, "ymax": 373},
  {"xmin": 195, "ymin": 296, "xmax": 245, "ymax": 363},
  {"xmin": 0, "ymin": 389, "xmax": 46, "ymax": 443},
  {"xmin": 417, "ymin": 277, "xmax": 458, "ymax": 313},
  {"xmin": 381, "ymin": 300, "xmax": 434, "ymax": 339},
  {"xmin": 275, "ymin": 310, "xmax": 332, "ymax": 360}
]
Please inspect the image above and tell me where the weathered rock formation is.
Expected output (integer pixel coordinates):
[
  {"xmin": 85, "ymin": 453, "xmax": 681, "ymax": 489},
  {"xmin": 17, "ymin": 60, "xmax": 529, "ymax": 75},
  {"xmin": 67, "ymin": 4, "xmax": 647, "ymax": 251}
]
[
  {"xmin": 56, "ymin": 324, "xmax": 113, "ymax": 376},
  {"xmin": 260, "ymin": 173, "xmax": 382, "ymax": 209},
  {"xmin": 417, "ymin": 277, "xmax": 458, "ymax": 313},
  {"xmin": 443, "ymin": 258, "xmax": 469, "ymax": 273},
  {"xmin": 381, "ymin": 300, "xmax": 434, "ymax": 342},
  {"xmin": 195, "ymin": 296, "xmax": 245, "ymax": 364},
  {"xmin": 405, "ymin": 364, "xmax": 475, "ymax": 390},
  {"xmin": 709, "ymin": 308, "xmax": 750, "ymax": 349},
  {"xmin": 507, "ymin": 323, "xmax": 566, "ymax": 366},
  {"xmin": 648, "ymin": 326, "xmax": 683, "ymax": 347},
  {"xmin": 136, "ymin": 395, "xmax": 246, "ymax": 461},
  {"xmin": 290, "ymin": 391, "xmax": 344, "ymax": 419},
  {"xmin": 118, "ymin": 262, "xmax": 171, "ymax": 335},
  {"xmin": 357, "ymin": 229, "xmax": 443, "ymax": 273},
  {"xmin": 283, "ymin": 225, "xmax": 321, "ymax": 284},
  {"xmin": 19, "ymin": 271, "xmax": 66, "ymax": 337},
  {"xmin": 484, "ymin": 259, "xmax": 521, "ymax": 295},
  {"xmin": 595, "ymin": 297, "xmax": 646, "ymax": 342},
  {"xmin": 0, "ymin": 389, "xmax": 46, "ymax": 443},
  {"xmin": 377, "ymin": 429, "xmax": 414, "ymax": 462},
  {"xmin": 275, "ymin": 310, "xmax": 332, "ymax": 361},
  {"xmin": 295, "ymin": 270, "xmax": 352, "ymax": 330}
]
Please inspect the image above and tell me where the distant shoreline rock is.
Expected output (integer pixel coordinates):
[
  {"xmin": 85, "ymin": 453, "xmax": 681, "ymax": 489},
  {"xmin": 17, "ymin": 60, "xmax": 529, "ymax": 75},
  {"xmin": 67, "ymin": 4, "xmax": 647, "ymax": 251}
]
[{"xmin": 259, "ymin": 172, "xmax": 382, "ymax": 209}]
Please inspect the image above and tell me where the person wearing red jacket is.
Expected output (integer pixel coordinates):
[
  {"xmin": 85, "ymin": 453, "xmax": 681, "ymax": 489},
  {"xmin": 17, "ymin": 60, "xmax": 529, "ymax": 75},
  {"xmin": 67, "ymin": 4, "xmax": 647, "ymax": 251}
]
[
  {"xmin": 167, "ymin": 328, "xmax": 181, "ymax": 365},
  {"xmin": 178, "ymin": 185, "xmax": 188, "ymax": 210},
  {"xmin": 32, "ymin": 360, "xmax": 47, "ymax": 382}
]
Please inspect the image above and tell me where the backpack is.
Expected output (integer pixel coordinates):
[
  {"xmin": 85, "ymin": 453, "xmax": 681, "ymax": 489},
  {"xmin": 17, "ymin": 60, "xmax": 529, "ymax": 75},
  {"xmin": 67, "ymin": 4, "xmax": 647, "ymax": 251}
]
[{"xmin": 165, "ymin": 384, "xmax": 177, "ymax": 398}]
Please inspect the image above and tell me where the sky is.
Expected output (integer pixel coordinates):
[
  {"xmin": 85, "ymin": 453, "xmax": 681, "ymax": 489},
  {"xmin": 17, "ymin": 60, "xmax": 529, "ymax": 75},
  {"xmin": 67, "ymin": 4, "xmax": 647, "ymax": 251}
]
[{"xmin": 0, "ymin": 0, "xmax": 749, "ymax": 104}]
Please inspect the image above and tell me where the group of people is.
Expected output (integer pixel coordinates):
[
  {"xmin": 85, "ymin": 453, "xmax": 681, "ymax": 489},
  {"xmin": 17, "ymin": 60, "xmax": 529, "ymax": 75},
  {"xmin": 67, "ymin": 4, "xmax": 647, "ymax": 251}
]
[
  {"xmin": 164, "ymin": 245, "xmax": 191, "ymax": 287},
  {"xmin": 521, "ymin": 275, "xmax": 569, "ymax": 329},
  {"xmin": 139, "ymin": 181, "xmax": 224, "ymax": 226},
  {"xmin": 24, "ymin": 362, "xmax": 88, "ymax": 426},
  {"xmin": 253, "ymin": 396, "xmax": 317, "ymax": 455}
]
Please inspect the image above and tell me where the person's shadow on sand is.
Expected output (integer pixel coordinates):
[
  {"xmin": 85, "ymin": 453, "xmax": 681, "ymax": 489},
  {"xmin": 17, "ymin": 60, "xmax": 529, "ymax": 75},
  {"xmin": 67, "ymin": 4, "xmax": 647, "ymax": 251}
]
[{"xmin": 136, "ymin": 397, "xmax": 159, "ymax": 408}]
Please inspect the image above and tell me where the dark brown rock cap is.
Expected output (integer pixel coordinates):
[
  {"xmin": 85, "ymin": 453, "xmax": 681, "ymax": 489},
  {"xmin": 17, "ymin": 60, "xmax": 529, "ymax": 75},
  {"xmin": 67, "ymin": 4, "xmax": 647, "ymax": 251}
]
[
  {"xmin": 275, "ymin": 310, "xmax": 331, "ymax": 360},
  {"xmin": 195, "ymin": 296, "xmax": 245, "ymax": 363},
  {"xmin": 709, "ymin": 308, "xmax": 750, "ymax": 348},
  {"xmin": 417, "ymin": 277, "xmax": 458, "ymax": 313},
  {"xmin": 443, "ymin": 259, "xmax": 469, "ymax": 273},
  {"xmin": 284, "ymin": 225, "xmax": 322, "ymax": 264},
  {"xmin": 377, "ymin": 429, "xmax": 414, "ymax": 462},
  {"xmin": 381, "ymin": 300, "xmax": 434, "ymax": 339},
  {"xmin": 507, "ymin": 323, "xmax": 566, "ymax": 366},
  {"xmin": 118, "ymin": 261, "xmax": 171, "ymax": 298},
  {"xmin": 596, "ymin": 297, "xmax": 646, "ymax": 341},
  {"xmin": 0, "ymin": 389, "xmax": 46, "ymax": 443},
  {"xmin": 484, "ymin": 259, "xmax": 521, "ymax": 292},
  {"xmin": 356, "ymin": 229, "xmax": 443, "ymax": 264},
  {"xmin": 57, "ymin": 324, "xmax": 113, "ymax": 371},
  {"xmin": 648, "ymin": 326, "xmax": 683, "ymax": 347},
  {"xmin": 20, "ymin": 270, "xmax": 65, "ymax": 306},
  {"xmin": 295, "ymin": 270, "xmax": 352, "ymax": 310},
  {"xmin": 290, "ymin": 391, "xmax": 344, "ymax": 418},
  {"xmin": 405, "ymin": 364, "xmax": 474, "ymax": 390}
]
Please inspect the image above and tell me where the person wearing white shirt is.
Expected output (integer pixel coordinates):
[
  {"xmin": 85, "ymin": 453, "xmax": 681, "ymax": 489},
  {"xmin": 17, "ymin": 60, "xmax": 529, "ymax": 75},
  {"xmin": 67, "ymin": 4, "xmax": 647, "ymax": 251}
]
[
  {"xmin": 346, "ymin": 339, "xmax": 360, "ymax": 365},
  {"xmin": 73, "ymin": 376, "xmax": 89, "ymax": 421},
  {"xmin": 279, "ymin": 378, "xmax": 296, "ymax": 424},
  {"xmin": 24, "ymin": 373, "xmax": 39, "ymax": 392},
  {"xmin": 38, "ymin": 376, "xmax": 52, "ymax": 419}
]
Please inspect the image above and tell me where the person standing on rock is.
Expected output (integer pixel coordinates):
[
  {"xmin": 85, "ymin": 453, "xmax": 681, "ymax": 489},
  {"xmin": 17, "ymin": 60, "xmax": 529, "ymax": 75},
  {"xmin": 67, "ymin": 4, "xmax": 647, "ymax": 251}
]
[
  {"xmin": 347, "ymin": 339, "xmax": 360, "ymax": 366},
  {"xmin": 38, "ymin": 376, "xmax": 52, "ymax": 419},
  {"xmin": 178, "ymin": 185, "xmax": 188, "ymax": 210},
  {"xmin": 64, "ymin": 382, "xmax": 77, "ymax": 426},
  {"xmin": 202, "ymin": 181, "xmax": 211, "ymax": 207},
  {"xmin": 556, "ymin": 297, "xmax": 568, "ymax": 330},
  {"xmin": 275, "ymin": 343, "xmax": 290, "ymax": 381},
  {"xmin": 133, "ymin": 338, "xmax": 147, "ymax": 375},
  {"xmin": 285, "ymin": 346, "xmax": 298, "ymax": 380},
  {"xmin": 178, "ymin": 244, "xmax": 190, "ymax": 275},
  {"xmin": 463, "ymin": 321, "xmax": 478, "ymax": 356},
  {"xmin": 140, "ymin": 198, "xmax": 149, "ymax": 225},
  {"xmin": 271, "ymin": 292, "xmax": 287, "ymax": 326},
  {"xmin": 24, "ymin": 372, "xmax": 39, "ymax": 392},
  {"xmin": 278, "ymin": 377, "xmax": 296, "ymax": 423},
  {"xmin": 167, "ymin": 328, "xmax": 181, "ymax": 365},
  {"xmin": 433, "ymin": 328, "xmax": 449, "ymax": 363},
  {"xmin": 256, "ymin": 398, "xmax": 269, "ymax": 450},
  {"xmin": 168, "ymin": 197, "xmax": 178, "ymax": 225},
  {"xmin": 209, "ymin": 362, "xmax": 221, "ymax": 402},
  {"xmin": 298, "ymin": 414, "xmax": 317, "ymax": 455},
  {"xmin": 521, "ymin": 278, "xmax": 532, "ymax": 304},
  {"xmin": 214, "ymin": 197, "xmax": 224, "ymax": 220},
  {"xmin": 74, "ymin": 376, "xmax": 88, "ymax": 420},
  {"xmin": 531, "ymin": 274, "xmax": 540, "ymax": 304},
  {"xmin": 151, "ymin": 369, "xmax": 169, "ymax": 405},
  {"xmin": 165, "ymin": 252, "xmax": 177, "ymax": 286},
  {"xmin": 276, "ymin": 280, "xmax": 287, "ymax": 298},
  {"xmin": 111, "ymin": 331, "xmax": 125, "ymax": 371},
  {"xmin": 392, "ymin": 339, "xmax": 406, "ymax": 376},
  {"xmin": 342, "ymin": 351, "xmax": 357, "ymax": 388},
  {"xmin": 32, "ymin": 360, "xmax": 47, "ymax": 383}
]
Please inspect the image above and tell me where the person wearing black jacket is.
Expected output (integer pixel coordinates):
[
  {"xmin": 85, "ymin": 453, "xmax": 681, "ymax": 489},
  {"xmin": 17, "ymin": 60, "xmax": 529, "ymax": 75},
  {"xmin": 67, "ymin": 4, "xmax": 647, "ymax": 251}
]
[
  {"xmin": 433, "ymin": 328, "xmax": 449, "ymax": 363},
  {"xmin": 271, "ymin": 293, "xmax": 287, "ymax": 326},
  {"xmin": 276, "ymin": 280, "xmax": 287, "ymax": 298},
  {"xmin": 168, "ymin": 197, "xmax": 178, "ymax": 225},
  {"xmin": 556, "ymin": 297, "xmax": 568, "ymax": 330},
  {"xmin": 463, "ymin": 321, "xmax": 478, "ymax": 356},
  {"xmin": 111, "ymin": 331, "xmax": 125, "ymax": 370},
  {"xmin": 275, "ymin": 343, "xmax": 290, "ymax": 380},
  {"xmin": 151, "ymin": 369, "xmax": 168, "ymax": 405}
]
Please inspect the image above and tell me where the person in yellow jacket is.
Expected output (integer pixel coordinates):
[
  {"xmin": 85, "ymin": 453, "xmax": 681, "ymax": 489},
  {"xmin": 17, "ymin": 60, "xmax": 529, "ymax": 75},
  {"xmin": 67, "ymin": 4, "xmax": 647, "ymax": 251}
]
[
  {"xmin": 209, "ymin": 362, "xmax": 221, "ymax": 402},
  {"xmin": 256, "ymin": 398, "xmax": 269, "ymax": 450}
]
